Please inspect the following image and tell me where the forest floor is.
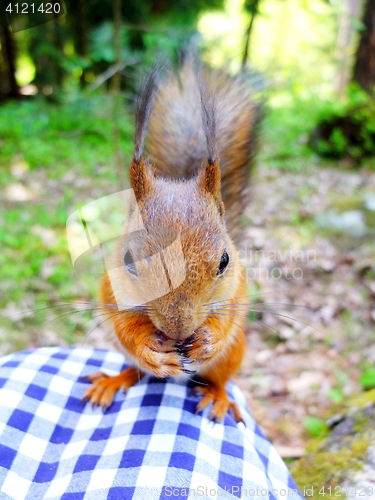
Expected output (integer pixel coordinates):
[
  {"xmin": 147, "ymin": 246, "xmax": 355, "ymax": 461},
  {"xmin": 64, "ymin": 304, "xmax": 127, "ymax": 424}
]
[
  {"xmin": 236, "ymin": 162, "xmax": 375, "ymax": 456},
  {"xmin": 1, "ymin": 99, "xmax": 375, "ymax": 457}
]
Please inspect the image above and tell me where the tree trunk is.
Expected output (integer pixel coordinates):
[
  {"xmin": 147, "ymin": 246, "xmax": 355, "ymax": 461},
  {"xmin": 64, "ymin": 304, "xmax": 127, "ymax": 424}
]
[
  {"xmin": 112, "ymin": 0, "xmax": 125, "ymax": 189},
  {"xmin": 75, "ymin": 0, "xmax": 87, "ymax": 86},
  {"xmin": 353, "ymin": 0, "xmax": 375, "ymax": 94},
  {"xmin": 112, "ymin": 0, "xmax": 121, "ymax": 94},
  {"xmin": 0, "ymin": 18, "xmax": 19, "ymax": 99},
  {"xmin": 241, "ymin": 0, "xmax": 260, "ymax": 70},
  {"xmin": 53, "ymin": 18, "xmax": 64, "ymax": 91},
  {"xmin": 333, "ymin": 0, "xmax": 363, "ymax": 97},
  {"xmin": 151, "ymin": 0, "xmax": 168, "ymax": 15}
]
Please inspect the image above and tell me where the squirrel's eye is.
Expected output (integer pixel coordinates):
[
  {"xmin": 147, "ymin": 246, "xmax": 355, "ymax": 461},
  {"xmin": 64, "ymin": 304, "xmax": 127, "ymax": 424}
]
[
  {"xmin": 217, "ymin": 250, "xmax": 229, "ymax": 275},
  {"xmin": 124, "ymin": 250, "xmax": 138, "ymax": 276}
]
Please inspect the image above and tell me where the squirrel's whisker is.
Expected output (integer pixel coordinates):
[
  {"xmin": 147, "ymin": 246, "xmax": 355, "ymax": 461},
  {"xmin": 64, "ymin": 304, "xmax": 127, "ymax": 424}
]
[
  {"xmin": 214, "ymin": 302, "xmax": 316, "ymax": 311},
  {"xmin": 203, "ymin": 291, "xmax": 294, "ymax": 307},
  {"xmin": 0, "ymin": 301, "xmax": 151, "ymax": 324},
  {"xmin": 249, "ymin": 318, "xmax": 298, "ymax": 345},
  {"xmin": 81, "ymin": 312, "xmax": 119, "ymax": 346},
  {"xmin": 207, "ymin": 311, "xmax": 247, "ymax": 319},
  {"xmin": 31, "ymin": 307, "xmax": 96, "ymax": 331},
  {"xmin": 208, "ymin": 308, "xmax": 319, "ymax": 336},
  {"xmin": 246, "ymin": 309, "xmax": 320, "ymax": 335},
  {"xmin": 207, "ymin": 315, "xmax": 248, "ymax": 340}
]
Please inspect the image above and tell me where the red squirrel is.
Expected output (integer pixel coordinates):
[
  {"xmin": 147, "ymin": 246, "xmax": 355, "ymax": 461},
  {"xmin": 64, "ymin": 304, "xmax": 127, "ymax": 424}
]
[{"xmin": 83, "ymin": 59, "xmax": 260, "ymax": 423}]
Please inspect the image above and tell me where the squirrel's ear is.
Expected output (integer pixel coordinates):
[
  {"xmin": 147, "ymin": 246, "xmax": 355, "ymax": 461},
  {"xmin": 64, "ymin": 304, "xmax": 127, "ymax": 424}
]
[
  {"xmin": 198, "ymin": 160, "xmax": 225, "ymax": 216},
  {"xmin": 130, "ymin": 157, "xmax": 155, "ymax": 202}
]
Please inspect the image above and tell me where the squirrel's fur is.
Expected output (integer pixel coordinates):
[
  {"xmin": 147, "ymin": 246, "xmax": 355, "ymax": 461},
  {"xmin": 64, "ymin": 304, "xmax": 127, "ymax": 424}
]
[{"xmin": 83, "ymin": 58, "xmax": 261, "ymax": 423}]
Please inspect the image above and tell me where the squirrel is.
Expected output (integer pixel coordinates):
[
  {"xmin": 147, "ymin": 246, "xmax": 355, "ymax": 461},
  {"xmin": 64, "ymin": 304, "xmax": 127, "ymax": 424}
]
[{"xmin": 83, "ymin": 58, "xmax": 261, "ymax": 423}]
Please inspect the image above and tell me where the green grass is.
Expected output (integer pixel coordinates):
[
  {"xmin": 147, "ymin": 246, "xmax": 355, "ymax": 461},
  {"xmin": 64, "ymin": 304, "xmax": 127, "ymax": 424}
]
[
  {"xmin": 0, "ymin": 93, "xmax": 135, "ymax": 352},
  {"xmin": 0, "ymin": 94, "xmax": 134, "ymax": 177}
]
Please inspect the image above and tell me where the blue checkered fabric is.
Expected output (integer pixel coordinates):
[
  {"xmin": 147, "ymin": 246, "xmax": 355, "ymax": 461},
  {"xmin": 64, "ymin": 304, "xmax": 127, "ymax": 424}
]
[{"xmin": 0, "ymin": 347, "xmax": 303, "ymax": 500}]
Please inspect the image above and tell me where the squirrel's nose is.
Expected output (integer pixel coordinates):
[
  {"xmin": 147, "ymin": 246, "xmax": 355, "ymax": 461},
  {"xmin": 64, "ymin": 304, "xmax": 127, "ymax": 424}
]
[
  {"xmin": 169, "ymin": 316, "xmax": 182, "ymax": 325},
  {"xmin": 162, "ymin": 317, "xmax": 193, "ymax": 340},
  {"xmin": 167, "ymin": 316, "xmax": 184, "ymax": 331}
]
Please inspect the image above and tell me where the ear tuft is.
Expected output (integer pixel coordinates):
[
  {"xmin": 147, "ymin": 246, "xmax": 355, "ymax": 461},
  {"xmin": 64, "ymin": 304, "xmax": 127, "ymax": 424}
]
[
  {"xmin": 199, "ymin": 159, "xmax": 221, "ymax": 196},
  {"xmin": 130, "ymin": 157, "xmax": 155, "ymax": 202},
  {"xmin": 198, "ymin": 160, "xmax": 225, "ymax": 216}
]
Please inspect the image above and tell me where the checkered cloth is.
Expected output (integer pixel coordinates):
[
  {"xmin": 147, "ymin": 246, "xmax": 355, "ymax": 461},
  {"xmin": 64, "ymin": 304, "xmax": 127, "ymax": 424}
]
[{"xmin": 0, "ymin": 347, "xmax": 303, "ymax": 500}]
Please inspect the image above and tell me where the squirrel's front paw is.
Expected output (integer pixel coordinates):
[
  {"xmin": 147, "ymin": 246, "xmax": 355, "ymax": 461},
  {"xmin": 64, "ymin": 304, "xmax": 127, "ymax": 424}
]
[
  {"xmin": 179, "ymin": 327, "xmax": 224, "ymax": 365},
  {"xmin": 138, "ymin": 332, "xmax": 183, "ymax": 378}
]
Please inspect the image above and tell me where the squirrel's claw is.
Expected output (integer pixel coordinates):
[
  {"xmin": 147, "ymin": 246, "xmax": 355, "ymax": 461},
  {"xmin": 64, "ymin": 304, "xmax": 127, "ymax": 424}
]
[
  {"xmin": 191, "ymin": 385, "xmax": 244, "ymax": 424},
  {"xmin": 182, "ymin": 368, "xmax": 197, "ymax": 375},
  {"xmin": 189, "ymin": 387, "xmax": 202, "ymax": 398},
  {"xmin": 82, "ymin": 367, "xmax": 143, "ymax": 412},
  {"xmin": 180, "ymin": 358, "xmax": 195, "ymax": 365},
  {"xmin": 81, "ymin": 371, "xmax": 108, "ymax": 382}
]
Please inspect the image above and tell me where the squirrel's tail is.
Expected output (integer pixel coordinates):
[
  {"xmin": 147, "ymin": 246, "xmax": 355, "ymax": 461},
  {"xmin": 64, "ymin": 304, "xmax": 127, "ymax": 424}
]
[{"xmin": 145, "ymin": 58, "xmax": 262, "ymax": 242}]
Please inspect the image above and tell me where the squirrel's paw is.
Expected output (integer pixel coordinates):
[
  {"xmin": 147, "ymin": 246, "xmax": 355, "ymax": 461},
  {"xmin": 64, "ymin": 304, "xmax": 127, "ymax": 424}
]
[
  {"xmin": 138, "ymin": 335, "xmax": 183, "ymax": 378},
  {"xmin": 182, "ymin": 328, "xmax": 224, "ymax": 364},
  {"xmin": 82, "ymin": 367, "xmax": 142, "ymax": 412},
  {"xmin": 191, "ymin": 385, "xmax": 244, "ymax": 424}
]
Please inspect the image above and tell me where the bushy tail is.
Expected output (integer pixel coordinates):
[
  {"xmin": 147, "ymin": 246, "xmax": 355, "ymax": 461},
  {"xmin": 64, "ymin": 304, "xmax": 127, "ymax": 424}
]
[{"xmin": 144, "ymin": 58, "xmax": 262, "ymax": 242}]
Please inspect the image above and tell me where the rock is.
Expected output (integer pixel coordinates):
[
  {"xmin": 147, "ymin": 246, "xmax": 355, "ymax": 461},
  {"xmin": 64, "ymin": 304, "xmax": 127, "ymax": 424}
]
[
  {"xmin": 320, "ymin": 305, "xmax": 339, "ymax": 324},
  {"xmin": 255, "ymin": 349, "xmax": 274, "ymax": 364},
  {"xmin": 290, "ymin": 401, "xmax": 375, "ymax": 499},
  {"xmin": 326, "ymin": 413, "xmax": 345, "ymax": 428},
  {"xmin": 11, "ymin": 157, "xmax": 29, "ymax": 178},
  {"xmin": 364, "ymin": 281, "xmax": 375, "ymax": 296},
  {"xmin": 31, "ymin": 226, "xmax": 58, "ymax": 248},
  {"xmin": 364, "ymin": 193, "xmax": 375, "ymax": 212},
  {"xmin": 315, "ymin": 209, "xmax": 367, "ymax": 237},
  {"xmin": 287, "ymin": 371, "xmax": 325, "ymax": 396},
  {"xmin": 3, "ymin": 183, "xmax": 39, "ymax": 201},
  {"xmin": 354, "ymin": 259, "xmax": 374, "ymax": 275}
]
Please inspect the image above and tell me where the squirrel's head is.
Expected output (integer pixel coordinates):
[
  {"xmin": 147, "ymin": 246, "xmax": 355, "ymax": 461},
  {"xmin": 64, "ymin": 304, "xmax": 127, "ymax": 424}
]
[{"xmin": 108, "ymin": 156, "xmax": 242, "ymax": 341}]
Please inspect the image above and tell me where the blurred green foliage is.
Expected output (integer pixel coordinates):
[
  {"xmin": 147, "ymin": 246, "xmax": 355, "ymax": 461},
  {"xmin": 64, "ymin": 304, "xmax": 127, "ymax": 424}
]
[
  {"xmin": 0, "ymin": 95, "xmax": 133, "ymax": 171},
  {"xmin": 303, "ymin": 416, "xmax": 327, "ymax": 437},
  {"xmin": 358, "ymin": 369, "xmax": 375, "ymax": 390},
  {"xmin": 309, "ymin": 85, "xmax": 375, "ymax": 162},
  {"xmin": 5, "ymin": 0, "xmax": 224, "ymax": 94},
  {"xmin": 260, "ymin": 97, "xmax": 322, "ymax": 170}
]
